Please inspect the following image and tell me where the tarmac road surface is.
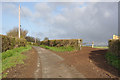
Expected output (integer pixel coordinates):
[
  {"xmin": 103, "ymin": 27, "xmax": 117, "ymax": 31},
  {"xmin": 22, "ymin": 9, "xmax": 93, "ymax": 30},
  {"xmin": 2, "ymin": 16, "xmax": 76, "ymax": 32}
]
[{"xmin": 33, "ymin": 46, "xmax": 86, "ymax": 79}]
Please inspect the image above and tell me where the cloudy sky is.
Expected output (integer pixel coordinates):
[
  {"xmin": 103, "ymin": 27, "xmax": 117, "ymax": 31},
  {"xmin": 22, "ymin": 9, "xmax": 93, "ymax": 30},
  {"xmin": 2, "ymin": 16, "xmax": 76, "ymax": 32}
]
[{"xmin": 1, "ymin": 1, "xmax": 118, "ymax": 45}]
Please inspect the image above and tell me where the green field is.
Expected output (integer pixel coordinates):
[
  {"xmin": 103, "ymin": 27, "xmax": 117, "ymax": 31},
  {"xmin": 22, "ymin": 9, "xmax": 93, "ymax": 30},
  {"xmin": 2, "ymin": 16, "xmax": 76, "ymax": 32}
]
[
  {"xmin": 40, "ymin": 45, "xmax": 75, "ymax": 52},
  {"xmin": 93, "ymin": 46, "xmax": 108, "ymax": 49},
  {"xmin": 0, "ymin": 45, "xmax": 31, "ymax": 78}
]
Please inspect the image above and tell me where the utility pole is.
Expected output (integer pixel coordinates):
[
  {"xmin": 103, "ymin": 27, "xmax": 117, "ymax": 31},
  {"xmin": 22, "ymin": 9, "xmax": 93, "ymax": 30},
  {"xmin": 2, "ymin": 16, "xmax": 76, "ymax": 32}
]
[
  {"xmin": 35, "ymin": 33, "xmax": 36, "ymax": 43},
  {"xmin": 35, "ymin": 37, "xmax": 36, "ymax": 43},
  {"xmin": 78, "ymin": 39, "xmax": 82, "ymax": 50},
  {"xmin": 18, "ymin": 4, "xmax": 21, "ymax": 38}
]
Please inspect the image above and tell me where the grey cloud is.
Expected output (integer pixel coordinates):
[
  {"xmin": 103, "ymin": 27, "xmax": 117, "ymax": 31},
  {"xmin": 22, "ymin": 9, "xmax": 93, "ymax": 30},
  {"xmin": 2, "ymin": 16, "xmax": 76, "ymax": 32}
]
[
  {"xmin": 29, "ymin": 2, "xmax": 118, "ymax": 45},
  {"xmin": 45, "ymin": 2, "xmax": 118, "ymax": 45},
  {"xmin": 2, "ymin": 2, "xmax": 118, "ymax": 45}
]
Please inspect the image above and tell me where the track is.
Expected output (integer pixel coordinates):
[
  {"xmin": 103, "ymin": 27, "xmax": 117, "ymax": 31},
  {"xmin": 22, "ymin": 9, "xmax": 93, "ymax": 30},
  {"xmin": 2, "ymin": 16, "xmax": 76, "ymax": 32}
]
[{"xmin": 33, "ymin": 46, "xmax": 86, "ymax": 78}]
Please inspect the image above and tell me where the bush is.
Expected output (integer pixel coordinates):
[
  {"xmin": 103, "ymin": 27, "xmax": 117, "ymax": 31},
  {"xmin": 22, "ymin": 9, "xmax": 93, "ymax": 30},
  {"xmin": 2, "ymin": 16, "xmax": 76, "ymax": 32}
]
[
  {"xmin": 15, "ymin": 38, "xmax": 26, "ymax": 47},
  {"xmin": 0, "ymin": 34, "xmax": 27, "ymax": 52},
  {"xmin": 107, "ymin": 39, "xmax": 120, "ymax": 70},
  {"xmin": 108, "ymin": 39, "xmax": 120, "ymax": 57},
  {"xmin": 105, "ymin": 52, "xmax": 120, "ymax": 70}
]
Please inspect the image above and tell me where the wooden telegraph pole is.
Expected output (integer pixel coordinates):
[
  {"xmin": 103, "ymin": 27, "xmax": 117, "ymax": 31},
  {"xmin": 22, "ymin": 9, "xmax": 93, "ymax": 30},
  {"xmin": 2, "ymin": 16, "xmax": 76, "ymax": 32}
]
[
  {"xmin": 35, "ymin": 33, "xmax": 36, "ymax": 43},
  {"xmin": 19, "ymin": 4, "xmax": 21, "ymax": 38},
  {"xmin": 35, "ymin": 37, "xmax": 36, "ymax": 43}
]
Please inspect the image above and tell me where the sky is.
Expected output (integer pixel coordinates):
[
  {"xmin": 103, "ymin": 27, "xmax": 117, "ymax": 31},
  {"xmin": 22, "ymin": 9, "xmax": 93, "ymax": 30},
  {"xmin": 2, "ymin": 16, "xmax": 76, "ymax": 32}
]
[{"xmin": 1, "ymin": 1, "xmax": 119, "ymax": 46}]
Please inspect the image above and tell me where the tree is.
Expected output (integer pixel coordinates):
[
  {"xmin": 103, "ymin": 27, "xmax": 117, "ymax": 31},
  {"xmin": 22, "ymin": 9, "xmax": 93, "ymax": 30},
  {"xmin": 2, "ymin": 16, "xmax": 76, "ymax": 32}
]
[
  {"xmin": 25, "ymin": 36, "xmax": 35, "ymax": 42},
  {"xmin": 25, "ymin": 36, "xmax": 41, "ymax": 45},
  {"xmin": 44, "ymin": 37, "xmax": 49, "ymax": 41},
  {"xmin": 7, "ymin": 27, "xmax": 28, "ymax": 38}
]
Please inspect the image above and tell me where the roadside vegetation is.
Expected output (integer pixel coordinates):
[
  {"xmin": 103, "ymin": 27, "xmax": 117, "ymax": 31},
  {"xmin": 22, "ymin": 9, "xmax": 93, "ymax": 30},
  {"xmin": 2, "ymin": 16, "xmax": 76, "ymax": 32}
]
[
  {"xmin": 105, "ymin": 52, "xmax": 120, "ymax": 70},
  {"xmin": 82, "ymin": 46, "xmax": 108, "ymax": 49},
  {"xmin": 40, "ymin": 45, "xmax": 75, "ymax": 52},
  {"xmin": 106, "ymin": 39, "xmax": 120, "ymax": 71},
  {"xmin": 1, "ymin": 45, "xmax": 31, "ymax": 78},
  {"xmin": 93, "ymin": 46, "xmax": 108, "ymax": 49}
]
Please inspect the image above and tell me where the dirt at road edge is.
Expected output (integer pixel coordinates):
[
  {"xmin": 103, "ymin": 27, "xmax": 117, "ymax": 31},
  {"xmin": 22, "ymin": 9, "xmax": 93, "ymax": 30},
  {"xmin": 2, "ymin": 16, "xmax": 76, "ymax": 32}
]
[
  {"xmin": 4, "ymin": 47, "xmax": 41, "ymax": 78},
  {"xmin": 53, "ymin": 47, "xmax": 119, "ymax": 78}
]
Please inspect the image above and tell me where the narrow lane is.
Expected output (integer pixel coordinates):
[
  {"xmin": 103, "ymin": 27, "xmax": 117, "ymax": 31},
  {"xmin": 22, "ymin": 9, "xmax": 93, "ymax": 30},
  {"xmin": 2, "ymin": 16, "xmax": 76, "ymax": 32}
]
[{"xmin": 33, "ymin": 46, "xmax": 86, "ymax": 78}]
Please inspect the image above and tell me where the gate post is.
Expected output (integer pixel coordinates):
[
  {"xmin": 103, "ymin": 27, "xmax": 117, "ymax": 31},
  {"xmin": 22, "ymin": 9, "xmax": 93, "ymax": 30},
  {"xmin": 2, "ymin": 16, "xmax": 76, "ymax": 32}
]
[
  {"xmin": 78, "ymin": 39, "xmax": 82, "ymax": 50},
  {"xmin": 92, "ymin": 41, "xmax": 94, "ymax": 48}
]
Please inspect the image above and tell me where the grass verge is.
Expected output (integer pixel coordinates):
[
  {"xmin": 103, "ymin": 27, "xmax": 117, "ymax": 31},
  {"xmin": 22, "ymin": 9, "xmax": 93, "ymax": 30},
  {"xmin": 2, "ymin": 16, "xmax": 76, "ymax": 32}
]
[
  {"xmin": 105, "ymin": 52, "xmax": 120, "ymax": 71},
  {"xmin": 0, "ymin": 45, "xmax": 31, "ymax": 78},
  {"xmin": 93, "ymin": 46, "xmax": 108, "ymax": 49},
  {"xmin": 40, "ymin": 45, "xmax": 75, "ymax": 52}
]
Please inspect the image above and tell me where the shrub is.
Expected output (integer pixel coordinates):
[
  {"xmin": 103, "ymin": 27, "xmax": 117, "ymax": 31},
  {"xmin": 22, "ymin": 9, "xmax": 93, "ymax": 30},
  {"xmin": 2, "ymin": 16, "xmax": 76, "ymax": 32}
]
[
  {"xmin": 15, "ymin": 38, "xmax": 26, "ymax": 47},
  {"xmin": 0, "ymin": 34, "xmax": 27, "ymax": 52},
  {"xmin": 105, "ymin": 52, "xmax": 120, "ymax": 70},
  {"xmin": 107, "ymin": 39, "xmax": 120, "ymax": 70},
  {"xmin": 108, "ymin": 39, "xmax": 120, "ymax": 57}
]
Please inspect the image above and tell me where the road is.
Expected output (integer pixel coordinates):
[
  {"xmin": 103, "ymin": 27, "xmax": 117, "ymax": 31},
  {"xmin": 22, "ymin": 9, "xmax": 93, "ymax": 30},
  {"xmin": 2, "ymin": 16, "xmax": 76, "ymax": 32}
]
[{"xmin": 33, "ymin": 46, "xmax": 86, "ymax": 78}]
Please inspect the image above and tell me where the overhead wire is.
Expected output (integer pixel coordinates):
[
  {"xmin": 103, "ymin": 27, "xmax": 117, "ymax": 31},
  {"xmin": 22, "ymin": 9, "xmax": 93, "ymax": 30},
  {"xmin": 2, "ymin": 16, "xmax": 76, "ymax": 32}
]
[{"xmin": 20, "ymin": 6, "xmax": 34, "ymax": 37}]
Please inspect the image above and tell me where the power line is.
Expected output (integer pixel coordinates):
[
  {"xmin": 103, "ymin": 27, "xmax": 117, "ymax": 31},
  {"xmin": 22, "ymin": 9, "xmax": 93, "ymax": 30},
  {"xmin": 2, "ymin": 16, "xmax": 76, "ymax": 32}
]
[
  {"xmin": 20, "ymin": 6, "xmax": 41, "ymax": 41},
  {"xmin": 20, "ymin": 6, "xmax": 33, "ymax": 35}
]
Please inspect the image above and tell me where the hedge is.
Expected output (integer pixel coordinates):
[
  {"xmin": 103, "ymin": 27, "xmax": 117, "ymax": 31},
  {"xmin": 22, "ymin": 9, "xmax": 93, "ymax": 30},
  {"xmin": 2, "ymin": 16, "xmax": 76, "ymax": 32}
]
[
  {"xmin": 40, "ymin": 39, "xmax": 82, "ymax": 49},
  {"xmin": 0, "ymin": 34, "xmax": 27, "ymax": 52},
  {"xmin": 108, "ymin": 39, "xmax": 120, "ymax": 57}
]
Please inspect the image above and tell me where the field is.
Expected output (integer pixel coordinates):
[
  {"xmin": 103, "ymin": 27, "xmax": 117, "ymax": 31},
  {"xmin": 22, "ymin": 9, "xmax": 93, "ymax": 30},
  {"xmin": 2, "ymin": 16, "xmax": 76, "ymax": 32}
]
[
  {"xmin": 40, "ymin": 45, "xmax": 75, "ymax": 52},
  {"xmin": 93, "ymin": 46, "xmax": 108, "ymax": 49}
]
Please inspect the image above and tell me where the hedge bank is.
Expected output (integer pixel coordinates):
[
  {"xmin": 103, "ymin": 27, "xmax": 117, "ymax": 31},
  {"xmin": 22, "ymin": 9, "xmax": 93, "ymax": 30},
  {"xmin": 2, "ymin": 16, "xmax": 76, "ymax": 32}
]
[
  {"xmin": 108, "ymin": 39, "xmax": 120, "ymax": 57},
  {"xmin": 107, "ymin": 39, "xmax": 120, "ymax": 70},
  {"xmin": 40, "ymin": 39, "xmax": 82, "ymax": 49},
  {"xmin": 0, "ymin": 34, "xmax": 27, "ymax": 52}
]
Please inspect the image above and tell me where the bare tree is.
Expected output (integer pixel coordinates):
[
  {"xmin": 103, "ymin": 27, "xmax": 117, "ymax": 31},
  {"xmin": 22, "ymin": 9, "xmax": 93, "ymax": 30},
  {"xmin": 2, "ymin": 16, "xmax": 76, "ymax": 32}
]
[
  {"xmin": 44, "ymin": 37, "xmax": 49, "ymax": 41},
  {"xmin": 7, "ymin": 27, "xmax": 28, "ymax": 38}
]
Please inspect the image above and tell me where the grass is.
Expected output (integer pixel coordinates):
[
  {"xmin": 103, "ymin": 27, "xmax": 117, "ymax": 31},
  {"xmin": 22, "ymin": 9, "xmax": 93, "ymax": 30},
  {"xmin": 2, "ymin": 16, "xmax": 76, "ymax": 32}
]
[
  {"xmin": 83, "ymin": 46, "xmax": 108, "ymax": 49},
  {"xmin": 40, "ymin": 45, "xmax": 75, "ymax": 52},
  {"xmin": 0, "ymin": 45, "xmax": 31, "ymax": 78},
  {"xmin": 93, "ymin": 46, "xmax": 108, "ymax": 49},
  {"xmin": 105, "ymin": 52, "xmax": 120, "ymax": 70}
]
